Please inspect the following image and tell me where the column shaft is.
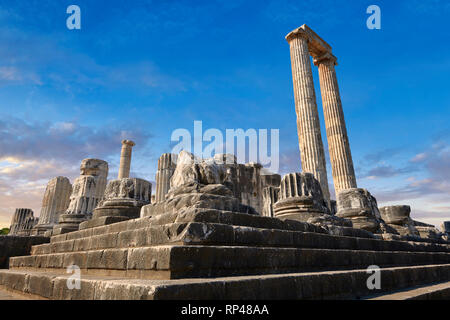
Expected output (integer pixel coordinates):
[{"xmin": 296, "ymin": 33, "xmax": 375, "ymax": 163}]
[
  {"xmin": 155, "ymin": 153, "xmax": 177, "ymax": 203},
  {"xmin": 118, "ymin": 140, "xmax": 135, "ymax": 179},
  {"xmin": 317, "ymin": 58, "xmax": 357, "ymax": 193},
  {"xmin": 288, "ymin": 35, "xmax": 331, "ymax": 202}
]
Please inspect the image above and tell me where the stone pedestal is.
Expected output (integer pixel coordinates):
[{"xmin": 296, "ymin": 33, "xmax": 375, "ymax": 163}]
[
  {"xmin": 52, "ymin": 159, "xmax": 108, "ymax": 235},
  {"xmin": 442, "ymin": 221, "xmax": 450, "ymax": 235},
  {"xmin": 379, "ymin": 205, "xmax": 419, "ymax": 237},
  {"xmin": 52, "ymin": 214, "xmax": 86, "ymax": 235},
  {"xmin": 336, "ymin": 188, "xmax": 381, "ymax": 233},
  {"xmin": 31, "ymin": 177, "xmax": 72, "ymax": 236},
  {"xmin": 273, "ymin": 172, "xmax": 329, "ymax": 222},
  {"xmin": 380, "ymin": 205, "xmax": 411, "ymax": 225},
  {"xmin": 286, "ymin": 28, "xmax": 331, "ymax": 204},
  {"xmin": 80, "ymin": 178, "xmax": 151, "ymax": 230},
  {"xmin": 415, "ymin": 226, "xmax": 442, "ymax": 240}
]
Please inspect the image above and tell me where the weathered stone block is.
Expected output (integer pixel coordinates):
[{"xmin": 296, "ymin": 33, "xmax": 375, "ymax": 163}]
[
  {"xmin": 52, "ymin": 159, "xmax": 109, "ymax": 234},
  {"xmin": 52, "ymin": 277, "xmax": 96, "ymax": 300},
  {"xmin": 28, "ymin": 273, "xmax": 54, "ymax": 298},
  {"xmin": 127, "ymin": 247, "xmax": 171, "ymax": 270},
  {"xmin": 336, "ymin": 188, "xmax": 381, "ymax": 233},
  {"xmin": 0, "ymin": 235, "xmax": 49, "ymax": 268},
  {"xmin": 46, "ymin": 254, "xmax": 64, "ymax": 268},
  {"xmin": 63, "ymin": 252, "xmax": 87, "ymax": 269},
  {"xmin": 274, "ymin": 173, "xmax": 329, "ymax": 220}
]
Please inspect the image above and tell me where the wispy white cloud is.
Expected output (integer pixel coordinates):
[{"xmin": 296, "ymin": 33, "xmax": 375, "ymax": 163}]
[
  {"xmin": 0, "ymin": 66, "xmax": 42, "ymax": 86},
  {"xmin": 0, "ymin": 117, "xmax": 154, "ymax": 228},
  {"xmin": 0, "ymin": 117, "xmax": 152, "ymax": 163}
]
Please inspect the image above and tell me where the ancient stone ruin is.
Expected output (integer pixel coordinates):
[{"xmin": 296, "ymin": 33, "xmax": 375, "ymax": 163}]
[
  {"xmin": 153, "ymin": 152, "xmax": 280, "ymax": 215},
  {"xmin": 80, "ymin": 140, "xmax": 152, "ymax": 230},
  {"xmin": 442, "ymin": 221, "xmax": 450, "ymax": 241},
  {"xmin": 336, "ymin": 188, "xmax": 382, "ymax": 233},
  {"xmin": 0, "ymin": 24, "xmax": 449, "ymax": 300},
  {"xmin": 154, "ymin": 153, "xmax": 178, "ymax": 203},
  {"xmin": 380, "ymin": 205, "xmax": 420, "ymax": 237},
  {"xmin": 31, "ymin": 177, "xmax": 72, "ymax": 236},
  {"xmin": 51, "ymin": 158, "xmax": 108, "ymax": 235},
  {"xmin": 8, "ymin": 209, "xmax": 38, "ymax": 236},
  {"xmin": 286, "ymin": 25, "xmax": 357, "ymax": 205}
]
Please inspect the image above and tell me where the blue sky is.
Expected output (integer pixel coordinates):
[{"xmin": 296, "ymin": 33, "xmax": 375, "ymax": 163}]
[{"xmin": 0, "ymin": 0, "xmax": 449, "ymax": 228}]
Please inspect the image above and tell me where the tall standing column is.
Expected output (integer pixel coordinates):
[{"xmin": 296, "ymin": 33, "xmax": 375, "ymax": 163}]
[
  {"xmin": 118, "ymin": 140, "xmax": 136, "ymax": 179},
  {"xmin": 315, "ymin": 53, "xmax": 357, "ymax": 194},
  {"xmin": 286, "ymin": 30, "xmax": 331, "ymax": 203}
]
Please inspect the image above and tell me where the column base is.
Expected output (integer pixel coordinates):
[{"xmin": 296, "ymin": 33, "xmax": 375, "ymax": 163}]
[
  {"xmin": 79, "ymin": 199, "xmax": 143, "ymax": 230},
  {"xmin": 273, "ymin": 196, "xmax": 329, "ymax": 220},
  {"xmin": 30, "ymin": 224, "xmax": 53, "ymax": 236},
  {"xmin": 52, "ymin": 214, "xmax": 87, "ymax": 235}
]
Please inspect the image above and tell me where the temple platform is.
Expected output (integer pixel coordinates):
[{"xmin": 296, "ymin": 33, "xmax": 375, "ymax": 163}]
[{"xmin": 0, "ymin": 209, "xmax": 449, "ymax": 299}]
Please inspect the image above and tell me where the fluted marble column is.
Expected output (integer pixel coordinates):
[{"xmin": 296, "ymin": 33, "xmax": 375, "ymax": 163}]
[
  {"xmin": 286, "ymin": 30, "xmax": 331, "ymax": 203},
  {"xmin": 52, "ymin": 159, "xmax": 108, "ymax": 235},
  {"xmin": 38, "ymin": 177, "xmax": 72, "ymax": 225},
  {"xmin": 9, "ymin": 208, "xmax": 33, "ymax": 235},
  {"xmin": 118, "ymin": 140, "xmax": 135, "ymax": 179},
  {"xmin": 315, "ymin": 53, "xmax": 357, "ymax": 194},
  {"xmin": 262, "ymin": 186, "xmax": 279, "ymax": 217},
  {"xmin": 155, "ymin": 153, "xmax": 177, "ymax": 203}
]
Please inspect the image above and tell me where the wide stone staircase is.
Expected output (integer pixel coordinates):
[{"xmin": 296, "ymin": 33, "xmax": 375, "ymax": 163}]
[{"xmin": 0, "ymin": 208, "xmax": 449, "ymax": 299}]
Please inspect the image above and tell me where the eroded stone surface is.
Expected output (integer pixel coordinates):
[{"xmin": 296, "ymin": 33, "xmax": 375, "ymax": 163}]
[
  {"xmin": 9, "ymin": 209, "xmax": 38, "ymax": 236},
  {"xmin": 0, "ymin": 236, "xmax": 49, "ymax": 268},
  {"xmin": 413, "ymin": 220, "xmax": 445, "ymax": 240},
  {"xmin": 155, "ymin": 153, "xmax": 177, "ymax": 203},
  {"xmin": 442, "ymin": 221, "xmax": 450, "ymax": 237},
  {"xmin": 262, "ymin": 186, "xmax": 279, "ymax": 217},
  {"xmin": 336, "ymin": 188, "xmax": 381, "ymax": 233},
  {"xmin": 146, "ymin": 151, "xmax": 278, "ymax": 216},
  {"xmin": 32, "ymin": 177, "xmax": 72, "ymax": 235},
  {"xmin": 380, "ymin": 205, "xmax": 419, "ymax": 237},
  {"xmin": 80, "ymin": 139, "xmax": 151, "ymax": 230},
  {"xmin": 101, "ymin": 178, "xmax": 151, "ymax": 207},
  {"xmin": 52, "ymin": 159, "xmax": 108, "ymax": 235},
  {"xmin": 80, "ymin": 178, "xmax": 152, "ymax": 230},
  {"xmin": 274, "ymin": 173, "xmax": 329, "ymax": 220}
]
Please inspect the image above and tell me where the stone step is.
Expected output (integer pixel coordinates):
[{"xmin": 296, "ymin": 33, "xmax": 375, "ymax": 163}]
[
  {"xmin": 48, "ymin": 209, "xmax": 329, "ymax": 244},
  {"xmin": 31, "ymin": 222, "xmax": 450, "ymax": 256},
  {"xmin": 365, "ymin": 281, "xmax": 450, "ymax": 300},
  {"xmin": 32, "ymin": 223, "xmax": 188, "ymax": 255},
  {"xmin": 9, "ymin": 245, "xmax": 450, "ymax": 279},
  {"xmin": 0, "ymin": 286, "xmax": 35, "ymax": 300},
  {"xmin": 0, "ymin": 264, "xmax": 449, "ymax": 300}
]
